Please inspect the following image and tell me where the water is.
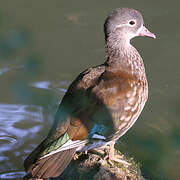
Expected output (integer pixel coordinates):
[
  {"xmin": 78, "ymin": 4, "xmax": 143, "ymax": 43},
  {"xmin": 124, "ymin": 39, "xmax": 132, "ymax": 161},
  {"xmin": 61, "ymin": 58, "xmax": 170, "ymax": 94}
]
[{"xmin": 0, "ymin": 1, "xmax": 180, "ymax": 179}]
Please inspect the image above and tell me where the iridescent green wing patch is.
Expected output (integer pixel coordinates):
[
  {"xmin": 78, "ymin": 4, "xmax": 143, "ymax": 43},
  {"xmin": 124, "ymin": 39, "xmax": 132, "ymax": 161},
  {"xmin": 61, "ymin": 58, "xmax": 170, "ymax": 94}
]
[{"xmin": 41, "ymin": 132, "xmax": 70, "ymax": 157}]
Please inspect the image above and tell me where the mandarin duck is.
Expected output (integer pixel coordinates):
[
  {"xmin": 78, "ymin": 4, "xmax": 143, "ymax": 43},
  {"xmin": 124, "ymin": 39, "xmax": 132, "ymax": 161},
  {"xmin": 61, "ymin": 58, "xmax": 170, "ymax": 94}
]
[{"xmin": 24, "ymin": 8, "xmax": 156, "ymax": 179}]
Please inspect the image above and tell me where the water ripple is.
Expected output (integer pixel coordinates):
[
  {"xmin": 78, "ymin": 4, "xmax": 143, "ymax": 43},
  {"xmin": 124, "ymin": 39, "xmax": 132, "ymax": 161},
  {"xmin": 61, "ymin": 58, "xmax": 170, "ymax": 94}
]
[
  {"xmin": 0, "ymin": 171, "xmax": 26, "ymax": 179},
  {"xmin": 30, "ymin": 80, "xmax": 68, "ymax": 93},
  {"xmin": 0, "ymin": 103, "xmax": 44, "ymax": 173}
]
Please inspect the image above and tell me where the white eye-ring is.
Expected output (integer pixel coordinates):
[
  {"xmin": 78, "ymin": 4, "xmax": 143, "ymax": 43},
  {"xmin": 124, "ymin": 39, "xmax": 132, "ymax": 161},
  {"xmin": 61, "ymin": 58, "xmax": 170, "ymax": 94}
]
[{"xmin": 128, "ymin": 20, "xmax": 136, "ymax": 26}]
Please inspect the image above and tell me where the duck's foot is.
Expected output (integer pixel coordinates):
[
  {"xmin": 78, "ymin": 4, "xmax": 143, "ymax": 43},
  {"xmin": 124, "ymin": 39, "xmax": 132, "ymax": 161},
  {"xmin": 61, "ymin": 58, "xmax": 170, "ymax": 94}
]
[
  {"xmin": 73, "ymin": 152, "xmax": 83, "ymax": 160},
  {"xmin": 104, "ymin": 140, "xmax": 131, "ymax": 166}
]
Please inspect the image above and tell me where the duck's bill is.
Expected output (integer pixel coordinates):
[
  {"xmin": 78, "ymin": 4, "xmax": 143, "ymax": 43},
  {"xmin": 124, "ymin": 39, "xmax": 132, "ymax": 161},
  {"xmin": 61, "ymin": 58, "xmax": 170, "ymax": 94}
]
[{"xmin": 139, "ymin": 25, "xmax": 156, "ymax": 39}]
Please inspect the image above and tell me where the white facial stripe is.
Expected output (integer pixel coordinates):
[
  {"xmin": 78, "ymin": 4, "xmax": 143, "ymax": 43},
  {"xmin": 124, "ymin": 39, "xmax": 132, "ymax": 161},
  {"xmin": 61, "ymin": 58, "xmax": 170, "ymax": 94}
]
[
  {"xmin": 116, "ymin": 23, "xmax": 127, "ymax": 28},
  {"xmin": 116, "ymin": 19, "xmax": 137, "ymax": 29}
]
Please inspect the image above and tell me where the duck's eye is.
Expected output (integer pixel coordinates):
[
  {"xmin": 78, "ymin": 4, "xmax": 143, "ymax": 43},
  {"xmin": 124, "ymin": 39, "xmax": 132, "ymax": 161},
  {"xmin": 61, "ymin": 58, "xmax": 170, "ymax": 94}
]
[{"xmin": 129, "ymin": 20, "xmax": 136, "ymax": 26}]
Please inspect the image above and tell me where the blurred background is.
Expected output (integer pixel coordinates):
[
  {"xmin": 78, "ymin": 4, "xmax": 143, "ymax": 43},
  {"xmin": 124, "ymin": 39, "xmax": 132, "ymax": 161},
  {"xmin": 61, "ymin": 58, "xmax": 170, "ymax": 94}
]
[{"xmin": 0, "ymin": 1, "xmax": 179, "ymax": 180}]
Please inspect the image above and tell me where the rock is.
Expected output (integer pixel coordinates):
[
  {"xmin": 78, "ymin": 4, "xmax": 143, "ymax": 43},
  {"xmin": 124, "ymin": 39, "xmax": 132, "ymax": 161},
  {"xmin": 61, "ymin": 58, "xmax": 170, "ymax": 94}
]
[{"xmin": 56, "ymin": 149, "xmax": 145, "ymax": 180}]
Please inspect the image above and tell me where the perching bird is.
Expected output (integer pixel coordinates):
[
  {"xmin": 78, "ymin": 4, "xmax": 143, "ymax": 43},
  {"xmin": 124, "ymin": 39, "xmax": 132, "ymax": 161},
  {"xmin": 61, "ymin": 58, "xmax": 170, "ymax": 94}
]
[{"xmin": 24, "ymin": 8, "xmax": 156, "ymax": 179}]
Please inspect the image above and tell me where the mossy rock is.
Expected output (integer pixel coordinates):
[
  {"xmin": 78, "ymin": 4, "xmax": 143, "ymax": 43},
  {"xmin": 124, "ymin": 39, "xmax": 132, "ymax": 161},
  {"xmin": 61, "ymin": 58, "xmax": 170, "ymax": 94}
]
[{"xmin": 56, "ymin": 149, "xmax": 145, "ymax": 180}]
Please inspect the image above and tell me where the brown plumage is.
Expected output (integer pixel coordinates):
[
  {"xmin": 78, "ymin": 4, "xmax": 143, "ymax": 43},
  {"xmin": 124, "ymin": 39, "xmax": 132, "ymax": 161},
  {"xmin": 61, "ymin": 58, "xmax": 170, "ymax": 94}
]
[
  {"xmin": 25, "ymin": 148, "xmax": 76, "ymax": 178},
  {"xmin": 24, "ymin": 8, "xmax": 155, "ymax": 179}
]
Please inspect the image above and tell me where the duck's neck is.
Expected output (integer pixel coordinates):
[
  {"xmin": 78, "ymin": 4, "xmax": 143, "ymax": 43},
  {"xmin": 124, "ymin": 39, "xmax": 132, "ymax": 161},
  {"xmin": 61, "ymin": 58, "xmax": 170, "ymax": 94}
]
[
  {"xmin": 106, "ymin": 35, "xmax": 130, "ymax": 56},
  {"xmin": 105, "ymin": 36, "xmax": 146, "ymax": 78}
]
